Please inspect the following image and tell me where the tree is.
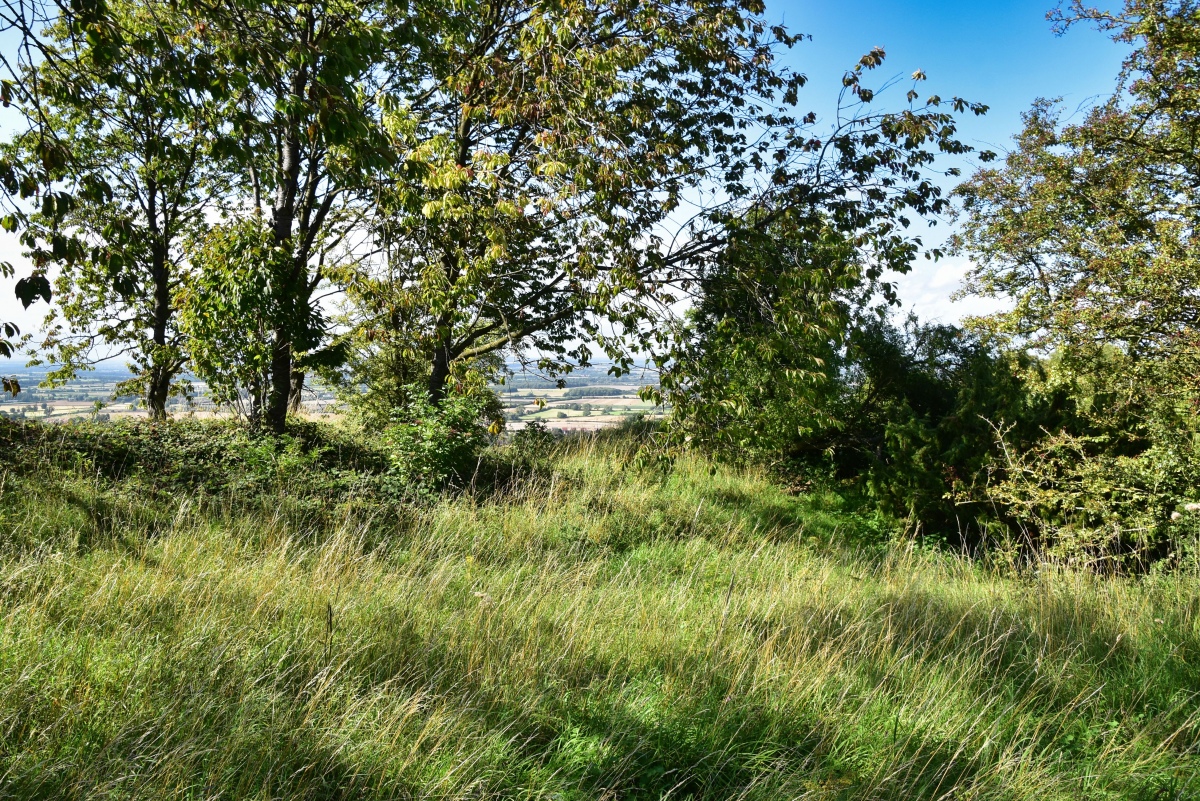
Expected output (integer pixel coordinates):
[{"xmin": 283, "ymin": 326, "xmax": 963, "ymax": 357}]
[
  {"xmin": 342, "ymin": 0, "xmax": 815, "ymax": 408},
  {"xmin": 656, "ymin": 49, "xmax": 992, "ymax": 469},
  {"xmin": 6, "ymin": 0, "xmax": 218, "ymax": 418},
  {"xmin": 950, "ymin": 0, "xmax": 1200, "ymax": 559},
  {"xmin": 341, "ymin": 3, "xmax": 990, "ymax": 420},
  {"xmin": 664, "ymin": 209, "xmax": 863, "ymax": 462},
  {"xmin": 179, "ymin": 219, "xmax": 283, "ymax": 425},
  {"xmin": 955, "ymin": 1, "xmax": 1200, "ymax": 367},
  {"xmin": 0, "ymin": 0, "xmax": 989, "ymax": 440},
  {"xmin": 0, "ymin": 0, "xmax": 105, "ymax": 396},
  {"xmin": 191, "ymin": 0, "xmax": 402, "ymax": 433}
]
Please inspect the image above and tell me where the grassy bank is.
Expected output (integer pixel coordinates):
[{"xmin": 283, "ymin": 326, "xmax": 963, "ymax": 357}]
[{"xmin": 0, "ymin": 423, "xmax": 1198, "ymax": 799}]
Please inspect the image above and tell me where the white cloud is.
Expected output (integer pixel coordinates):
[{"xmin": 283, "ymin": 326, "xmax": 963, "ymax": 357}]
[{"xmin": 891, "ymin": 253, "xmax": 1005, "ymax": 324}]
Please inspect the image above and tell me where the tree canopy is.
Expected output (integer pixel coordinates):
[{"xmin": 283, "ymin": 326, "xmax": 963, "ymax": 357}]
[
  {"xmin": 0, "ymin": 0, "xmax": 989, "ymax": 436},
  {"xmin": 955, "ymin": 0, "xmax": 1200, "ymax": 370}
]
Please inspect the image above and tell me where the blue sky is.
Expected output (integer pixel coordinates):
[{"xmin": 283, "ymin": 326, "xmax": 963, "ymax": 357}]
[
  {"xmin": 768, "ymin": 0, "xmax": 1130, "ymax": 321},
  {"xmin": 0, "ymin": 1, "xmax": 1133, "ymax": 337}
]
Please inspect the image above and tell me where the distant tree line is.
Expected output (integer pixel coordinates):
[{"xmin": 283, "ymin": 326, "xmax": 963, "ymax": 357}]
[{"xmin": 561, "ymin": 387, "xmax": 626, "ymax": 400}]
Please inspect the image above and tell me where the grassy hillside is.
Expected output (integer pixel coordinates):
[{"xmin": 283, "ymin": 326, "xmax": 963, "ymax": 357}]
[{"xmin": 0, "ymin": 422, "xmax": 1198, "ymax": 799}]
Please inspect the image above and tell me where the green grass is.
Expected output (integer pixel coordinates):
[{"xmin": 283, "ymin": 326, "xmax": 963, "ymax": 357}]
[{"xmin": 0, "ymin": 425, "xmax": 1198, "ymax": 799}]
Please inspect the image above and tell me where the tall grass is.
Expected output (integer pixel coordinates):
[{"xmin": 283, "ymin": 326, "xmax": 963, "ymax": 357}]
[{"xmin": 0, "ymin": 431, "xmax": 1197, "ymax": 799}]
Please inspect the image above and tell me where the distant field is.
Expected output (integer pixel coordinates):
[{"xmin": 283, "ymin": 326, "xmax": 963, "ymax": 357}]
[
  {"xmin": 0, "ymin": 362, "xmax": 659, "ymax": 430},
  {"xmin": 496, "ymin": 370, "xmax": 661, "ymax": 431}
]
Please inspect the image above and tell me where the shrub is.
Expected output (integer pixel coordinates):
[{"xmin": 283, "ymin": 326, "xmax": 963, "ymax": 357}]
[
  {"xmin": 979, "ymin": 348, "xmax": 1200, "ymax": 567},
  {"xmin": 379, "ymin": 388, "xmax": 501, "ymax": 497},
  {"xmin": 509, "ymin": 420, "xmax": 556, "ymax": 465},
  {"xmin": 823, "ymin": 317, "xmax": 1052, "ymax": 543}
]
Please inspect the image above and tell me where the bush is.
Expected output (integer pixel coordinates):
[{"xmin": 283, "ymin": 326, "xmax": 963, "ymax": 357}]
[
  {"xmin": 689, "ymin": 309, "xmax": 1200, "ymax": 566},
  {"xmin": 509, "ymin": 420, "xmax": 556, "ymax": 464},
  {"xmin": 379, "ymin": 388, "xmax": 501, "ymax": 497},
  {"xmin": 819, "ymin": 317, "xmax": 1053, "ymax": 544},
  {"xmin": 978, "ymin": 348, "xmax": 1200, "ymax": 567}
]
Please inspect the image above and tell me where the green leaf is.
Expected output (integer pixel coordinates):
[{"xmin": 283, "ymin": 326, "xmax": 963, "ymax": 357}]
[{"xmin": 15, "ymin": 275, "xmax": 51, "ymax": 308}]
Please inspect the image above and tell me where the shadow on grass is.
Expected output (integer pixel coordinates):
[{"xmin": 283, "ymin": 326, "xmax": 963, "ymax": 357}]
[
  {"xmin": 1, "ymin": 714, "xmax": 417, "ymax": 801},
  {"xmin": 341, "ymin": 606, "xmax": 1079, "ymax": 799},
  {"xmin": 743, "ymin": 583, "xmax": 1200, "ymax": 798},
  {"xmin": 5, "ymin": 565, "xmax": 1197, "ymax": 800}
]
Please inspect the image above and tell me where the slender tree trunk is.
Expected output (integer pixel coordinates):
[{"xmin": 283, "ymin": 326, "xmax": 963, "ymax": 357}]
[
  {"xmin": 423, "ymin": 114, "xmax": 474, "ymax": 409},
  {"xmin": 266, "ymin": 163, "xmax": 299, "ymax": 433},
  {"xmin": 288, "ymin": 369, "xmax": 305, "ymax": 414},
  {"xmin": 147, "ymin": 301, "xmax": 172, "ymax": 421},
  {"xmin": 265, "ymin": 30, "xmax": 326, "ymax": 433},
  {"xmin": 147, "ymin": 189, "xmax": 171, "ymax": 421},
  {"xmin": 249, "ymin": 373, "xmax": 266, "ymax": 430},
  {"xmin": 266, "ymin": 327, "xmax": 292, "ymax": 434}
]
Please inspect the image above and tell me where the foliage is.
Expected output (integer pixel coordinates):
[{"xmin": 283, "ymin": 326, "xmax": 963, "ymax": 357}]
[
  {"xmin": 980, "ymin": 348, "xmax": 1200, "ymax": 565},
  {"xmin": 190, "ymin": 0, "xmax": 403, "ymax": 431},
  {"xmin": 508, "ymin": 419, "xmax": 557, "ymax": 466},
  {"xmin": 656, "ymin": 44, "xmax": 994, "ymax": 497},
  {"xmin": 562, "ymin": 386, "xmax": 628, "ymax": 399},
  {"xmin": 321, "ymin": 317, "xmax": 503, "ymax": 431},
  {"xmin": 178, "ymin": 221, "xmax": 290, "ymax": 425},
  {"xmin": 0, "ymin": 0, "xmax": 106, "ymax": 374},
  {"xmin": 0, "ymin": 0, "xmax": 992, "ymax": 436},
  {"xmin": 342, "ymin": 8, "xmax": 990, "ymax": 409},
  {"xmin": 953, "ymin": 97, "xmax": 1200, "ymax": 364},
  {"xmin": 952, "ymin": 0, "xmax": 1200, "ymax": 562},
  {"xmin": 663, "ymin": 211, "xmax": 864, "ymax": 464},
  {"xmin": 378, "ymin": 384, "xmax": 503, "ymax": 497},
  {"xmin": 953, "ymin": 1, "xmax": 1200, "ymax": 380},
  {"xmin": 0, "ymin": 0, "xmax": 404, "ymax": 427},
  {"xmin": 676, "ymin": 287, "xmax": 1058, "ymax": 546},
  {"xmin": 829, "ymin": 319, "xmax": 1053, "ymax": 542},
  {"xmin": 351, "ymin": 0, "xmax": 803, "ymax": 402},
  {"xmin": 5, "ymin": 0, "xmax": 220, "ymax": 417}
]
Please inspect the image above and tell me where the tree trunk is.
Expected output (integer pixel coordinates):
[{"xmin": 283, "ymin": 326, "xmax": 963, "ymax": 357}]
[
  {"xmin": 428, "ymin": 342, "xmax": 451, "ymax": 406},
  {"xmin": 147, "ymin": 203, "xmax": 172, "ymax": 421},
  {"xmin": 266, "ymin": 327, "xmax": 292, "ymax": 434},
  {"xmin": 147, "ymin": 366, "xmax": 170, "ymax": 420},
  {"xmin": 288, "ymin": 369, "xmax": 305, "ymax": 414},
  {"xmin": 249, "ymin": 372, "xmax": 266, "ymax": 429}
]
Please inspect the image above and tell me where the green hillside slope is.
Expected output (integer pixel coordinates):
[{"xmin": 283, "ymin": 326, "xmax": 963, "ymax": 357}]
[{"xmin": 0, "ymin": 424, "xmax": 1197, "ymax": 799}]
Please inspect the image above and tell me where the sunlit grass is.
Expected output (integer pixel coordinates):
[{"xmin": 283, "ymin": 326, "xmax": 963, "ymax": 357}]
[{"xmin": 0, "ymin": 433, "xmax": 1197, "ymax": 799}]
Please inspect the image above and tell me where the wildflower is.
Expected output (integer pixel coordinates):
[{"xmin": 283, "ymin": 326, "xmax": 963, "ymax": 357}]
[
  {"xmin": 1185, "ymin": 503, "xmax": 1200, "ymax": 513},
  {"xmin": 1172, "ymin": 511, "xmax": 1183, "ymax": 521}
]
